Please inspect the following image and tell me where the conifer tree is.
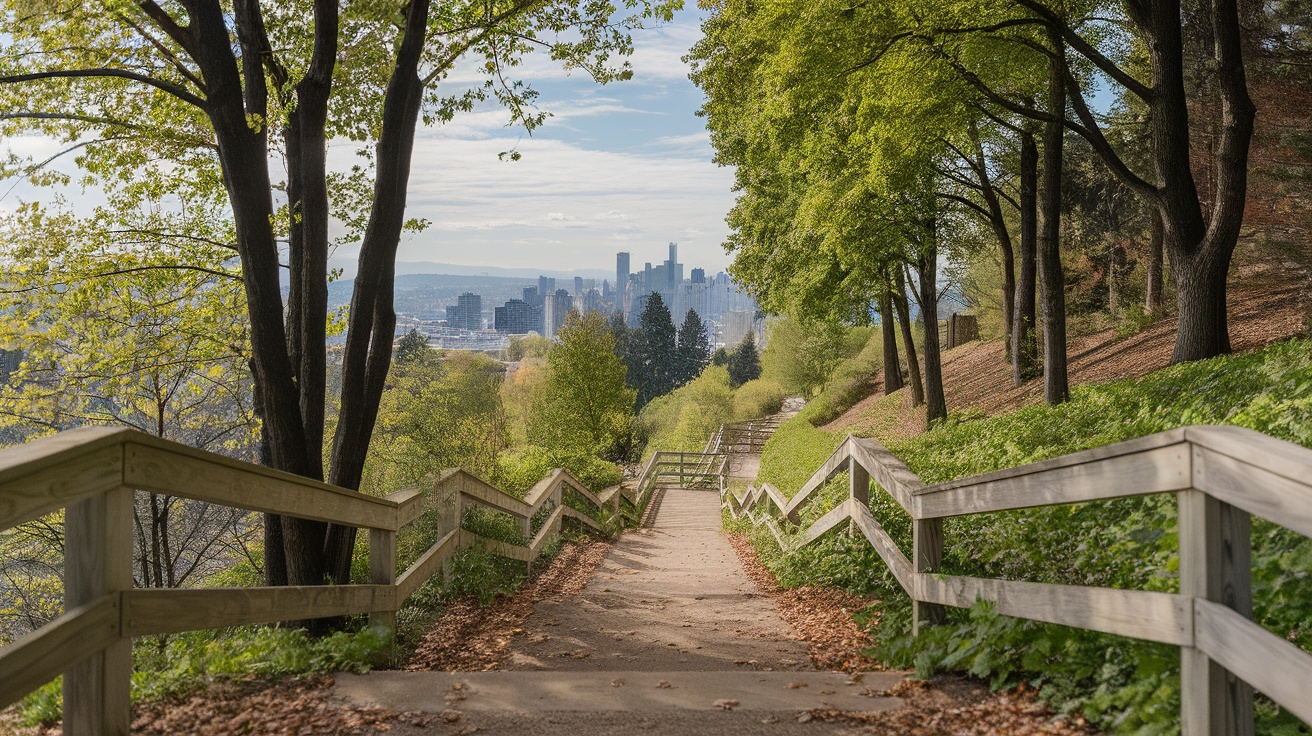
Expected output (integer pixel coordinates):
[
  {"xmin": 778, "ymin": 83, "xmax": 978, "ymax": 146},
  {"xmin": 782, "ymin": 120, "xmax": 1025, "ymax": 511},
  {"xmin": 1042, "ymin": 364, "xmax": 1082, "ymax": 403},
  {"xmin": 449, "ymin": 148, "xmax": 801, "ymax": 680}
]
[
  {"xmin": 727, "ymin": 332, "xmax": 762, "ymax": 388},
  {"xmin": 630, "ymin": 293, "xmax": 678, "ymax": 408},
  {"xmin": 675, "ymin": 309, "xmax": 712, "ymax": 386}
]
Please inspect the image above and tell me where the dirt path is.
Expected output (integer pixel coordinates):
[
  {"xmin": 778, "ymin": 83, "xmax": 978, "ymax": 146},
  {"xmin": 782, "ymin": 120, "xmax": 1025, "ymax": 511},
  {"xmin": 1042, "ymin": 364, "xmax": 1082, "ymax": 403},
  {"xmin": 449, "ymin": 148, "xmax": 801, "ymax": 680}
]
[
  {"xmin": 499, "ymin": 489, "xmax": 812, "ymax": 672},
  {"xmin": 334, "ymin": 489, "xmax": 906, "ymax": 734}
]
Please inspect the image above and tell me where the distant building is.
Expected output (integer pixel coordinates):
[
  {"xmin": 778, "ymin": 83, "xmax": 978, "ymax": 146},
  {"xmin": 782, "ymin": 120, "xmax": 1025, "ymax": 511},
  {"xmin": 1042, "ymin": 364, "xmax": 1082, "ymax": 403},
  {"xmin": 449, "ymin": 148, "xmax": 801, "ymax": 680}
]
[
  {"xmin": 616, "ymin": 252, "xmax": 630, "ymax": 299},
  {"xmin": 721, "ymin": 310, "xmax": 759, "ymax": 348},
  {"xmin": 538, "ymin": 276, "xmax": 556, "ymax": 300},
  {"xmin": 444, "ymin": 292, "xmax": 482, "ymax": 331},
  {"xmin": 543, "ymin": 288, "xmax": 572, "ymax": 338},
  {"xmin": 690, "ymin": 268, "xmax": 705, "ymax": 284},
  {"xmin": 494, "ymin": 299, "xmax": 541, "ymax": 334},
  {"xmin": 522, "ymin": 285, "xmax": 541, "ymax": 307}
]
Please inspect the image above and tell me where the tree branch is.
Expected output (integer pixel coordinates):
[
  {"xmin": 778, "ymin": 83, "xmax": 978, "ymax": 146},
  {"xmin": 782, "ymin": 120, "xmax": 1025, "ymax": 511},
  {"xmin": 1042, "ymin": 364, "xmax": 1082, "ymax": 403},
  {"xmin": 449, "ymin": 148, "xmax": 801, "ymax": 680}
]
[
  {"xmin": 0, "ymin": 69, "xmax": 206, "ymax": 108},
  {"xmin": 1010, "ymin": 0, "xmax": 1152, "ymax": 101}
]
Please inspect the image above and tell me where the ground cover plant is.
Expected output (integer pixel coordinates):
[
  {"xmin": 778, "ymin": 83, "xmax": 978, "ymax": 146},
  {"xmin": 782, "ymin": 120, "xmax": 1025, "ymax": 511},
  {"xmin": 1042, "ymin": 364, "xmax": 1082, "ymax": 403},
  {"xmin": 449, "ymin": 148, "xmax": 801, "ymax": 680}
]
[{"xmin": 744, "ymin": 338, "xmax": 1312, "ymax": 734}]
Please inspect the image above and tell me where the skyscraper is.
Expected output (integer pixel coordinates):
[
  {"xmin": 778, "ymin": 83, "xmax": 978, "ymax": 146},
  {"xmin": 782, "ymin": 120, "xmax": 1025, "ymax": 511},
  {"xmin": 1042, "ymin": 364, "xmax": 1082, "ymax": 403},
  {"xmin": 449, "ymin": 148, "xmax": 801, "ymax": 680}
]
[{"xmin": 616, "ymin": 252, "xmax": 630, "ymax": 299}]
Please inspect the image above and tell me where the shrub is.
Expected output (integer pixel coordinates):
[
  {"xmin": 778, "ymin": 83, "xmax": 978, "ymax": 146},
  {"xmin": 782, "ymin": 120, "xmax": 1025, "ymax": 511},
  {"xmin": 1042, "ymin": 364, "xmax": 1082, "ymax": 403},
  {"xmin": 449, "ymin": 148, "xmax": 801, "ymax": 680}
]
[{"xmin": 732, "ymin": 378, "xmax": 787, "ymax": 421}]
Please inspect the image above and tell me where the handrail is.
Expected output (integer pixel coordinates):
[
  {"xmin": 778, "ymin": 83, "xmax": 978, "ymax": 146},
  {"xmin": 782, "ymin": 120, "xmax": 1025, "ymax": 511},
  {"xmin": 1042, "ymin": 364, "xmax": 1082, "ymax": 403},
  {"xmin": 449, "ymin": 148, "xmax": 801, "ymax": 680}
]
[
  {"xmin": 0, "ymin": 427, "xmax": 637, "ymax": 732},
  {"xmin": 723, "ymin": 424, "xmax": 1312, "ymax": 733}
]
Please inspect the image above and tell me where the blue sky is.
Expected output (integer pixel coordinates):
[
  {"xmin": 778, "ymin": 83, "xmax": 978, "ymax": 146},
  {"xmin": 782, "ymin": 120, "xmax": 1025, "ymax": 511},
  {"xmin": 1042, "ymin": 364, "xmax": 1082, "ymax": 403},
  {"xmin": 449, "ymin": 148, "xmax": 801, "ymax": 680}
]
[{"xmin": 358, "ymin": 7, "xmax": 738, "ymax": 279}]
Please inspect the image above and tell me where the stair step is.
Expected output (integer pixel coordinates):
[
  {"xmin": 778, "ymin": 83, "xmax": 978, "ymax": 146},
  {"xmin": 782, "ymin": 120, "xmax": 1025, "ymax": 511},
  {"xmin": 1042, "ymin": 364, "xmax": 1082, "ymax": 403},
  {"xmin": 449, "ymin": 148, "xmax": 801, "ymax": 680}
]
[{"xmin": 334, "ymin": 670, "xmax": 905, "ymax": 713}]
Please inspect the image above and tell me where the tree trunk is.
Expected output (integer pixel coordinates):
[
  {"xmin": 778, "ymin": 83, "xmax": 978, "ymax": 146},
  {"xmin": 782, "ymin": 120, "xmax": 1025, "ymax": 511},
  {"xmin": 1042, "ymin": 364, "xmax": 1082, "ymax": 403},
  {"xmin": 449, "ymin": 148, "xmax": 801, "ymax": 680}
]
[
  {"xmin": 892, "ymin": 268, "xmax": 925, "ymax": 407},
  {"xmin": 324, "ymin": 0, "xmax": 432, "ymax": 585},
  {"xmin": 1136, "ymin": 0, "xmax": 1251, "ymax": 362},
  {"xmin": 1040, "ymin": 30, "xmax": 1069, "ymax": 405},
  {"xmin": 969, "ymin": 126, "xmax": 1016, "ymax": 356},
  {"xmin": 1012, "ymin": 130, "xmax": 1041, "ymax": 385},
  {"xmin": 1171, "ymin": 248, "xmax": 1233, "ymax": 360},
  {"xmin": 1146, "ymin": 208, "xmax": 1164, "ymax": 315},
  {"xmin": 907, "ymin": 222, "xmax": 947, "ymax": 425},
  {"xmin": 879, "ymin": 289, "xmax": 904, "ymax": 394},
  {"xmin": 192, "ymin": 3, "xmax": 327, "ymax": 588}
]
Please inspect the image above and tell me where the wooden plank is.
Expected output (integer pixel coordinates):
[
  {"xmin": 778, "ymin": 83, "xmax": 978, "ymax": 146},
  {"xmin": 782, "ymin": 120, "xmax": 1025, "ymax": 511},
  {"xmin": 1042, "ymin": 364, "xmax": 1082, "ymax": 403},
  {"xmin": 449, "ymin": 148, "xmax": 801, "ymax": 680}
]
[
  {"xmin": 849, "ymin": 437, "xmax": 923, "ymax": 509},
  {"xmin": 0, "ymin": 445, "xmax": 123, "ymax": 532},
  {"xmin": 914, "ymin": 575, "xmax": 1193, "ymax": 646},
  {"xmin": 123, "ymin": 585, "xmax": 396, "ymax": 636},
  {"xmin": 850, "ymin": 456, "xmax": 870, "ymax": 506},
  {"xmin": 388, "ymin": 488, "xmax": 425, "ymax": 528},
  {"xmin": 913, "ymin": 517, "xmax": 947, "ymax": 632},
  {"xmin": 1186, "ymin": 425, "xmax": 1312, "ymax": 492},
  {"xmin": 396, "ymin": 528, "xmax": 459, "ymax": 601},
  {"xmin": 912, "ymin": 444, "xmax": 1191, "ymax": 519},
  {"xmin": 558, "ymin": 470, "xmax": 606, "ymax": 509},
  {"xmin": 850, "ymin": 504, "xmax": 914, "ymax": 591},
  {"xmin": 124, "ymin": 443, "xmax": 399, "ymax": 529},
  {"xmin": 64, "ymin": 485, "xmax": 132, "ymax": 736},
  {"xmin": 0, "ymin": 425, "xmax": 126, "ymax": 486},
  {"xmin": 523, "ymin": 468, "xmax": 564, "ymax": 508},
  {"xmin": 796, "ymin": 498, "xmax": 855, "ymax": 547},
  {"xmin": 1194, "ymin": 598, "xmax": 1312, "ymax": 728},
  {"xmin": 530, "ymin": 506, "xmax": 565, "ymax": 551},
  {"xmin": 1179, "ymin": 490, "xmax": 1255, "ymax": 736},
  {"xmin": 1193, "ymin": 446, "xmax": 1312, "ymax": 539},
  {"xmin": 761, "ymin": 483, "xmax": 790, "ymax": 515},
  {"xmin": 561, "ymin": 505, "xmax": 604, "ymax": 532},
  {"xmin": 0, "ymin": 595, "xmax": 119, "ymax": 710},
  {"xmin": 452, "ymin": 470, "xmax": 531, "ymax": 520},
  {"xmin": 369, "ymin": 528, "xmax": 398, "ymax": 636},
  {"xmin": 783, "ymin": 438, "xmax": 852, "ymax": 523}
]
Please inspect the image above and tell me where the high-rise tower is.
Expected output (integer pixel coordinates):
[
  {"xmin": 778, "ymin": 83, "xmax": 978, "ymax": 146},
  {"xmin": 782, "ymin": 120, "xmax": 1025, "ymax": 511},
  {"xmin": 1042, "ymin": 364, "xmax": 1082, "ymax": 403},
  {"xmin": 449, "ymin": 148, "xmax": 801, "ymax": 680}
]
[{"xmin": 616, "ymin": 252, "xmax": 630, "ymax": 299}]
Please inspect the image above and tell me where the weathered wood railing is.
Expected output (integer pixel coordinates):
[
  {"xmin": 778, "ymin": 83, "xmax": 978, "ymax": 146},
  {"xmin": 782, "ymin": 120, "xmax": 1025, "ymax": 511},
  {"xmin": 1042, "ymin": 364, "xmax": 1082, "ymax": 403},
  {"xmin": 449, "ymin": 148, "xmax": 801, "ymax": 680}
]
[
  {"xmin": 635, "ymin": 451, "xmax": 727, "ymax": 493},
  {"xmin": 705, "ymin": 418, "xmax": 782, "ymax": 455},
  {"xmin": 0, "ymin": 426, "xmax": 635, "ymax": 735},
  {"xmin": 723, "ymin": 425, "xmax": 1312, "ymax": 735}
]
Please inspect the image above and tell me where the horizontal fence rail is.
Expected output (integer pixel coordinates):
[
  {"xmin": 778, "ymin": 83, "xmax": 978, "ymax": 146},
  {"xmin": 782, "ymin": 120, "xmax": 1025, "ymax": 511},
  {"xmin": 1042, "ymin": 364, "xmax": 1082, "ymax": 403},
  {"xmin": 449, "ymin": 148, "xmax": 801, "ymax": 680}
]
[
  {"xmin": 0, "ymin": 427, "xmax": 642, "ymax": 735},
  {"xmin": 721, "ymin": 425, "xmax": 1312, "ymax": 735}
]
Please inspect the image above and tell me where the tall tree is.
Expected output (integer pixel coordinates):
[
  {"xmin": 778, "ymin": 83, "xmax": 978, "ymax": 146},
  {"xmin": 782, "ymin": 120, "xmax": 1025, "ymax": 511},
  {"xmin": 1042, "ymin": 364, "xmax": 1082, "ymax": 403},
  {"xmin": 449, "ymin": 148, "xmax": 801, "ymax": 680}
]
[
  {"xmin": 629, "ymin": 293, "xmax": 678, "ymax": 408},
  {"xmin": 0, "ymin": 0, "xmax": 674, "ymax": 588},
  {"xmin": 727, "ymin": 332, "xmax": 762, "ymax": 388},
  {"xmin": 533, "ymin": 310, "xmax": 636, "ymax": 458},
  {"xmin": 675, "ymin": 309, "xmax": 711, "ymax": 386}
]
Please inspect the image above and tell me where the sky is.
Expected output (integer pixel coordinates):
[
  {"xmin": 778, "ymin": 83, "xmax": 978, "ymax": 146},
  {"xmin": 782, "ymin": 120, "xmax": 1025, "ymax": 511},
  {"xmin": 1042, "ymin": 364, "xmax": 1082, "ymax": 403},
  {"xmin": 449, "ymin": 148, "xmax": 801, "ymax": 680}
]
[
  {"xmin": 354, "ymin": 7, "xmax": 737, "ymax": 279},
  {"xmin": 0, "ymin": 8, "xmax": 736, "ymax": 281}
]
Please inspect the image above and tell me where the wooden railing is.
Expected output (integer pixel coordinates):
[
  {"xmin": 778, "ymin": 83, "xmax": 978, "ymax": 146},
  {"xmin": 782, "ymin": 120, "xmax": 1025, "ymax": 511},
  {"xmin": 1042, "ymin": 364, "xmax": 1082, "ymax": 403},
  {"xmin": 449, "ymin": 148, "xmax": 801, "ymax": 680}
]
[
  {"xmin": 0, "ymin": 427, "xmax": 635, "ymax": 735},
  {"xmin": 723, "ymin": 425, "xmax": 1312, "ymax": 735},
  {"xmin": 705, "ymin": 418, "xmax": 782, "ymax": 455},
  {"xmin": 635, "ymin": 451, "xmax": 728, "ymax": 494}
]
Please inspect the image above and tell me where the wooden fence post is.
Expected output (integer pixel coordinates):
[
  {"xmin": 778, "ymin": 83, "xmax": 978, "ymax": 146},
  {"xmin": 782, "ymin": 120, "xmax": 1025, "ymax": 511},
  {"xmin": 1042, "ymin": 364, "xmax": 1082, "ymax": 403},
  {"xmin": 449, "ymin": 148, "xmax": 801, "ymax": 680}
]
[
  {"xmin": 369, "ymin": 527, "xmax": 398, "ymax": 651},
  {"xmin": 849, "ymin": 456, "xmax": 869, "ymax": 506},
  {"xmin": 1179, "ymin": 486, "xmax": 1255, "ymax": 736},
  {"xmin": 912, "ymin": 518, "xmax": 947, "ymax": 635},
  {"xmin": 64, "ymin": 486, "xmax": 132, "ymax": 736}
]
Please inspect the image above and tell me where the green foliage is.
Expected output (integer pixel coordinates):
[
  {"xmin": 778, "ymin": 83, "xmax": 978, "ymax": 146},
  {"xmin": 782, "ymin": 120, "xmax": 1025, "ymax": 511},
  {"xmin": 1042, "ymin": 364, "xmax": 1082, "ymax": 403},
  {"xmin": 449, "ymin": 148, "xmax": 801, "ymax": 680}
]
[
  {"xmin": 395, "ymin": 329, "xmax": 432, "ymax": 364},
  {"xmin": 528, "ymin": 310, "xmax": 636, "ymax": 460},
  {"xmin": 442, "ymin": 546, "xmax": 528, "ymax": 606},
  {"xmin": 799, "ymin": 329, "xmax": 885, "ymax": 426},
  {"xmin": 638, "ymin": 366, "xmax": 735, "ymax": 456},
  {"xmin": 711, "ymin": 347, "xmax": 731, "ymax": 367},
  {"xmin": 727, "ymin": 332, "xmax": 763, "ymax": 388},
  {"xmin": 761, "ymin": 317, "xmax": 872, "ymax": 397},
  {"xmin": 732, "ymin": 378, "xmax": 787, "ymax": 421},
  {"xmin": 628, "ymin": 293, "xmax": 680, "ymax": 408},
  {"xmin": 494, "ymin": 445, "xmax": 623, "ymax": 494},
  {"xmin": 362, "ymin": 352, "xmax": 506, "ymax": 496},
  {"xmin": 675, "ymin": 309, "xmax": 713, "ymax": 386},
  {"xmin": 21, "ymin": 626, "xmax": 389, "ymax": 724}
]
